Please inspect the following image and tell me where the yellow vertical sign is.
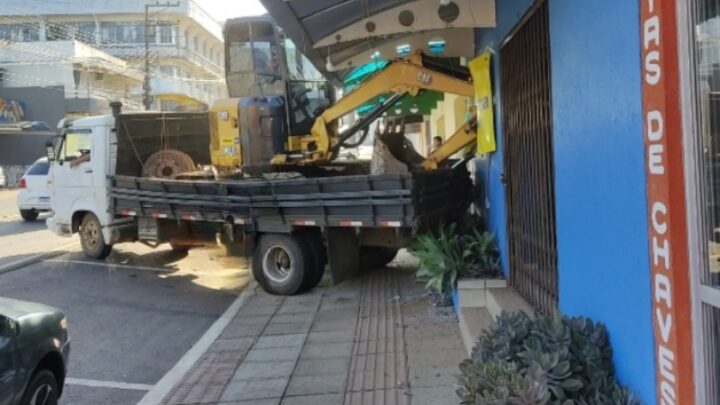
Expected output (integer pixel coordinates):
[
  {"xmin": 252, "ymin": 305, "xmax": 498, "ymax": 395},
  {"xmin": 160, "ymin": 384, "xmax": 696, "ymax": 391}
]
[{"xmin": 468, "ymin": 52, "xmax": 496, "ymax": 153}]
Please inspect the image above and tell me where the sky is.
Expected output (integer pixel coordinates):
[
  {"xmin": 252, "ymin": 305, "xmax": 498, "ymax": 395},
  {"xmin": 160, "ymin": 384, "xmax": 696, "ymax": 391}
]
[{"xmin": 198, "ymin": 0, "xmax": 267, "ymax": 22}]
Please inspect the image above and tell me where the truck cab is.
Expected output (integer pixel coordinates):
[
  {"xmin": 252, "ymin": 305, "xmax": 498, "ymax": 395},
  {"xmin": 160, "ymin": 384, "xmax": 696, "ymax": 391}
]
[{"xmin": 46, "ymin": 115, "xmax": 117, "ymax": 258}]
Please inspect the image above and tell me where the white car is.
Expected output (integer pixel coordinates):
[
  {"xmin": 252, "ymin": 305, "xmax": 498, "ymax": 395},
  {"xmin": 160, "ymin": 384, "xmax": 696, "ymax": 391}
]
[{"xmin": 17, "ymin": 158, "xmax": 52, "ymax": 221}]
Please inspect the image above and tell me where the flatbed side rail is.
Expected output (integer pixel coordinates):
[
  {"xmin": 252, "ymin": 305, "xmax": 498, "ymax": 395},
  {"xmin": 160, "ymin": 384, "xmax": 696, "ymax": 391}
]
[{"xmin": 109, "ymin": 169, "xmax": 471, "ymax": 231}]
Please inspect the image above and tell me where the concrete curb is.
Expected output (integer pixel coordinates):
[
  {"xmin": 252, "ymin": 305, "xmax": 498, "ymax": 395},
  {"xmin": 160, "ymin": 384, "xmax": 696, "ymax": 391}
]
[
  {"xmin": 137, "ymin": 280, "xmax": 258, "ymax": 405},
  {"xmin": 0, "ymin": 241, "xmax": 79, "ymax": 276}
]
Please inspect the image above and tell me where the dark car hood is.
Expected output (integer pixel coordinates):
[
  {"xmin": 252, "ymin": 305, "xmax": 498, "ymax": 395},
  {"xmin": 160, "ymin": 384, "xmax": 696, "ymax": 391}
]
[{"xmin": 0, "ymin": 297, "xmax": 61, "ymax": 320}]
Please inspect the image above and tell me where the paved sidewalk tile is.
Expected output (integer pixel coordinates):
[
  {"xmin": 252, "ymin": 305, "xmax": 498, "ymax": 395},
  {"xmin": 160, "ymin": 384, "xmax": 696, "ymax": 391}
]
[
  {"xmin": 231, "ymin": 360, "xmax": 296, "ymax": 380},
  {"xmin": 165, "ymin": 259, "xmax": 468, "ymax": 405},
  {"xmin": 294, "ymin": 357, "xmax": 351, "ymax": 376},
  {"xmin": 254, "ymin": 333, "xmax": 306, "ymax": 349},
  {"xmin": 286, "ymin": 372, "xmax": 347, "ymax": 396},
  {"xmin": 219, "ymin": 377, "xmax": 287, "ymax": 401},
  {"xmin": 300, "ymin": 341, "xmax": 353, "ymax": 360},
  {"xmin": 281, "ymin": 394, "xmax": 344, "ymax": 405}
]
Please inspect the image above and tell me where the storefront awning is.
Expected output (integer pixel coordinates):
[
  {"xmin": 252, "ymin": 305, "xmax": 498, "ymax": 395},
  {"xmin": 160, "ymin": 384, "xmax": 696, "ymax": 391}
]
[{"xmin": 259, "ymin": 0, "xmax": 496, "ymax": 82}]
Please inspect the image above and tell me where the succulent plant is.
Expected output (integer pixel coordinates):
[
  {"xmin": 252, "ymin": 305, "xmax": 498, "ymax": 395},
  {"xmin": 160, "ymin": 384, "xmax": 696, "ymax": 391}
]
[{"xmin": 457, "ymin": 312, "xmax": 642, "ymax": 405}]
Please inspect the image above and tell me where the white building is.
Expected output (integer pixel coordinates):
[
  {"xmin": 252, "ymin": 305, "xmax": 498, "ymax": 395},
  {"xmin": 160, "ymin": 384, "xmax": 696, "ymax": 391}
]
[{"xmin": 0, "ymin": 0, "xmax": 227, "ymax": 116}]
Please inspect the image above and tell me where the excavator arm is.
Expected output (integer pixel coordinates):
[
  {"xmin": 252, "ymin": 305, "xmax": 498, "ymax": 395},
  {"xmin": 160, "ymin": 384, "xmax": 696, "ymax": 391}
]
[{"xmin": 276, "ymin": 51, "xmax": 480, "ymax": 169}]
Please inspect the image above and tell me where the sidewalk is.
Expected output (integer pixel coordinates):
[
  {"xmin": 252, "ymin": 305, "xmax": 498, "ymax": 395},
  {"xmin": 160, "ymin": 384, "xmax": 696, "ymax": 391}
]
[{"xmin": 160, "ymin": 258, "xmax": 466, "ymax": 405}]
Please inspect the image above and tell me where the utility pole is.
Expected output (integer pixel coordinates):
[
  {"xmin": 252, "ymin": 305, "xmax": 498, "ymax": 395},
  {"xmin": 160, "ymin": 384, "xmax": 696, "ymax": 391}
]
[{"xmin": 143, "ymin": 1, "xmax": 180, "ymax": 110}]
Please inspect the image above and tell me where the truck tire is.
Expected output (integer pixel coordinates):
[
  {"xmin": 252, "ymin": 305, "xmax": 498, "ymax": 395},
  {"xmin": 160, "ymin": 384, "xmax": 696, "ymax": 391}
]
[
  {"xmin": 169, "ymin": 243, "xmax": 191, "ymax": 253},
  {"xmin": 359, "ymin": 247, "xmax": 398, "ymax": 270},
  {"xmin": 253, "ymin": 234, "xmax": 310, "ymax": 295},
  {"xmin": 20, "ymin": 209, "xmax": 39, "ymax": 221},
  {"xmin": 80, "ymin": 213, "xmax": 112, "ymax": 260},
  {"xmin": 298, "ymin": 230, "xmax": 326, "ymax": 292}
]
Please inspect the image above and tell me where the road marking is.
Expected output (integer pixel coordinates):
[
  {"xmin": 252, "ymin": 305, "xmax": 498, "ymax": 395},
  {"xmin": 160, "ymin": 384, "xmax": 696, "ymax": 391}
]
[
  {"xmin": 0, "ymin": 241, "xmax": 79, "ymax": 276},
  {"xmin": 137, "ymin": 280, "xmax": 257, "ymax": 405},
  {"xmin": 45, "ymin": 259, "xmax": 176, "ymax": 273},
  {"xmin": 65, "ymin": 378, "xmax": 153, "ymax": 391}
]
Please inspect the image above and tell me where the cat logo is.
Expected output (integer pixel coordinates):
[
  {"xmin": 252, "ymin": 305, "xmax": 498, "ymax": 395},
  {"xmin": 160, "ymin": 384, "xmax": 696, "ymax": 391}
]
[{"xmin": 416, "ymin": 71, "xmax": 433, "ymax": 85}]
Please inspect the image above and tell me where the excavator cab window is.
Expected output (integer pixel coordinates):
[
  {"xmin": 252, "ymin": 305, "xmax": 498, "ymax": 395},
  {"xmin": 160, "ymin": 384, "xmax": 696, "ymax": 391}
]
[
  {"xmin": 283, "ymin": 39, "xmax": 333, "ymax": 136},
  {"xmin": 225, "ymin": 19, "xmax": 285, "ymax": 98}
]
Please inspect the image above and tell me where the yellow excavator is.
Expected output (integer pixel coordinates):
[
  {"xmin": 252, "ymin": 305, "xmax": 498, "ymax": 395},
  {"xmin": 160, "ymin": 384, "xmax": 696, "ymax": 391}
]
[{"xmin": 208, "ymin": 16, "xmax": 479, "ymax": 176}]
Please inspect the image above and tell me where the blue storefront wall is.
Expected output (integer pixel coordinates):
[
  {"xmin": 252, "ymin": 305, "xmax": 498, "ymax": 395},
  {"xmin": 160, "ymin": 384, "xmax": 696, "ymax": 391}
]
[{"xmin": 475, "ymin": 1, "xmax": 656, "ymax": 403}]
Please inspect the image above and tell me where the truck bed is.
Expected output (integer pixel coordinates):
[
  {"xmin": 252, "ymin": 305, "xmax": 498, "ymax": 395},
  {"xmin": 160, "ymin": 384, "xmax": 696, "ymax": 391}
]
[{"xmin": 110, "ymin": 169, "xmax": 471, "ymax": 233}]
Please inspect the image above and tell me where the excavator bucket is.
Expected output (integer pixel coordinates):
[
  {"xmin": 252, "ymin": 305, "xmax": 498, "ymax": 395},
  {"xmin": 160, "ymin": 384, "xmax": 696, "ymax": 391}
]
[{"xmin": 370, "ymin": 119, "xmax": 425, "ymax": 175}]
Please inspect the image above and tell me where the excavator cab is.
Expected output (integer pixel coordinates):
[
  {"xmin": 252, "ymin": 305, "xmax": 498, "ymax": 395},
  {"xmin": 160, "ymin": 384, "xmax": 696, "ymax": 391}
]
[{"xmin": 211, "ymin": 17, "xmax": 334, "ymax": 172}]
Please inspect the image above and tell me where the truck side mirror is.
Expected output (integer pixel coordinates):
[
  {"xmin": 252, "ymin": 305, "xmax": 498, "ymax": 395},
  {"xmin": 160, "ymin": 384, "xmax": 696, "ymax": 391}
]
[{"xmin": 45, "ymin": 140, "xmax": 57, "ymax": 162}]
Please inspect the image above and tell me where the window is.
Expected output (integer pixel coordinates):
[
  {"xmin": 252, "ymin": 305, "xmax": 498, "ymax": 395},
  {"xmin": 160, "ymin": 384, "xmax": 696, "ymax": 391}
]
[
  {"xmin": 26, "ymin": 160, "xmax": 49, "ymax": 176},
  {"xmin": 0, "ymin": 25, "xmax": 11, "ymax": 41},
  {"xmin": 101, "ymin": 22, "xmax": 144, "ymax": 44},
  {"xmin": 17, "ymin": 25, "xmax": 39, "ymax": 42},
  {"xmin": 193, "ymin": 36, "xmax": 198, "ymax": 52},
  {"xmin": 46, "ymin": 23, "xmax": 71, "ymax": 41},
  {"xmin": 202, "ymin": 41, "xmax": 208, "ymax": 58},
  {"xmin": 101, "ymin": 22, "xmax": 124, "ymax": 44},
  {"xmin": 184, "ymin": 29, "xmax": 189, "ymax": 48},
  {"xmin": 60, "ymin": 129, "xmax": 92, "ymax": 161},
  {"xmin": 76, "ymin": 23, "xmax": 97, "ymax": 44},
  {"xmin": 158, "ymin": 65, "xmax": 178, "ymax": 77},
  {"xmin": 158, "ymin": 24, "xmax": 173, "ymax": 44},
  {"xmin": 125, "ymin": 23, "xmax": 144, "ymax": 43}
]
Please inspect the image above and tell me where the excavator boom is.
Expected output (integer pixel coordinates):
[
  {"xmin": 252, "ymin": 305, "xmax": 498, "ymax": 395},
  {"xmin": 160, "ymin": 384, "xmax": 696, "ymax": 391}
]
[{"xmin": 278, "ymin": 51, "xmax": 479, "ymax": 169}]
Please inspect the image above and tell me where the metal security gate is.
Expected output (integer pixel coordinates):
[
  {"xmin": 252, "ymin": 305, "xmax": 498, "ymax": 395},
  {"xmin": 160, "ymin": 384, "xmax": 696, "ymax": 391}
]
[{"xmin": 500, "ymin": 1, "xmax": 558, "ymax": 315}]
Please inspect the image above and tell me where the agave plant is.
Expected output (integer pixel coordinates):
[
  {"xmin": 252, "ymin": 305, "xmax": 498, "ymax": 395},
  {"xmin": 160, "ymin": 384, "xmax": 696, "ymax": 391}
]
[{"xmin": 412, "ymin": 224, "xmax": 502, "ymax": 297}]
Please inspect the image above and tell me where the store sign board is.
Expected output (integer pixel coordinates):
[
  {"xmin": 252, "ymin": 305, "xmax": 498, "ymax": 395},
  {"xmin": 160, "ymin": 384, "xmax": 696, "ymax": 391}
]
[{"xmin": 640, "ymin": 0, "xmax": 695, "ymax": 403}]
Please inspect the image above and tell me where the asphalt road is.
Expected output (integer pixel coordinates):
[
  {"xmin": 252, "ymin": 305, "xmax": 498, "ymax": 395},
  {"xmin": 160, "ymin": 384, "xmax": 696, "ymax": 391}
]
[
  {"xmin": 0, "ymin": 189, "xmax": 250, "ymax": 404},
  {"xmin": 0, "ymin": 189, "xmax": 75, "ymax": 268}
]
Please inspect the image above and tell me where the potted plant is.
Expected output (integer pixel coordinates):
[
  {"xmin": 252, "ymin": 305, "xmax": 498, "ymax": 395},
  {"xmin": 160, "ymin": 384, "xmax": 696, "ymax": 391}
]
[{"xmin": 412, "ymin": 223, "xmax": 503, "ymax": 312}]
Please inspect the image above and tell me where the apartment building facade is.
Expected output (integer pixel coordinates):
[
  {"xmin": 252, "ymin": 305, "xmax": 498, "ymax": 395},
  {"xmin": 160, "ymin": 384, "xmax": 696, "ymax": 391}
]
[{"xmin": 0, "ymin": 0, "xmax": 227, "ymax": 120}]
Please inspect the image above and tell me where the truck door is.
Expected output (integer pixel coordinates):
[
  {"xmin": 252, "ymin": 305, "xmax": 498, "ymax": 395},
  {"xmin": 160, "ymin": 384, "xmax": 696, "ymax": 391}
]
[{"xmin": 51, "ymin": 127, "xmax": 98, "ymax": 224}]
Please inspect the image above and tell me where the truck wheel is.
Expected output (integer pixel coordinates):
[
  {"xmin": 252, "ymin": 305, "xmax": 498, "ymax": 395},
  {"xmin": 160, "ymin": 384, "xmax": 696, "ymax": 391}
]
[
  {"xmin": 298, "ymin": 230, "xmax": 326, "ymax": 292},
  {"xmin": 359, "ymin": 247, "xmax": 398, "ymax": 270},
  {"xmin": 253, "ymin": 234, "xmax": 309, "ymax": 295},
  {"xmin": 20, "ymin": 209, "xmax": 39, "ymax": 221},
  {"xmin": 80, "ymin": 213, "xmax": 112, "ymax": 260},
  {"xmin": 169, "ymin": 243, "xmax": 190, "ymax": 253}
]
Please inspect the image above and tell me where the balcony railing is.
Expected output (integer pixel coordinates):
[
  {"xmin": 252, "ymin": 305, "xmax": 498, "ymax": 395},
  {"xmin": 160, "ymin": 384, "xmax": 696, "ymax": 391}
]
[{"xmin": 98, "ymin": 43, "xmax": 224, "ymax": 77}]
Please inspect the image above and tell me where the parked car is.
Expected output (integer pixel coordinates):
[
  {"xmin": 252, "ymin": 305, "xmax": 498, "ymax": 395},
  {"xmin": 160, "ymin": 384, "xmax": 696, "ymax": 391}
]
[
  {"xmin": 16, "ymin": 158, "xmax": 51, "ymax": 221},
  {"xmin": 0, "ymin": 297, "xmax": 70, "ymax": 405}
]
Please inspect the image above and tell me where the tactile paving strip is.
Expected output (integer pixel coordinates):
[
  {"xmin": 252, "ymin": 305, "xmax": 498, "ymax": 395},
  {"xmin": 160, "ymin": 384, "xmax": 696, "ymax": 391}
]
[{"xmin": 345, "ymin": 270, "xmax": 410, "ymax": 405}]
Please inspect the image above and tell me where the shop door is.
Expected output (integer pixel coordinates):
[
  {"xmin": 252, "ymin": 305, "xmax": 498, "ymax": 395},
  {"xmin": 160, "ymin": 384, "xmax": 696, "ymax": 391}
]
[{"xmin": 500, "ymin": 0, "xmax": 558, "ymax": 315}]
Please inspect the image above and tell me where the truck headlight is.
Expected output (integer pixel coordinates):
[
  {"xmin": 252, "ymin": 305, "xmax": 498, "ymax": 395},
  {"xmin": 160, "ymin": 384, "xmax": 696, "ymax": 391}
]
[{"xmin": 60, "ymin": 317, "xmax": 68, "ymax": 330}]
